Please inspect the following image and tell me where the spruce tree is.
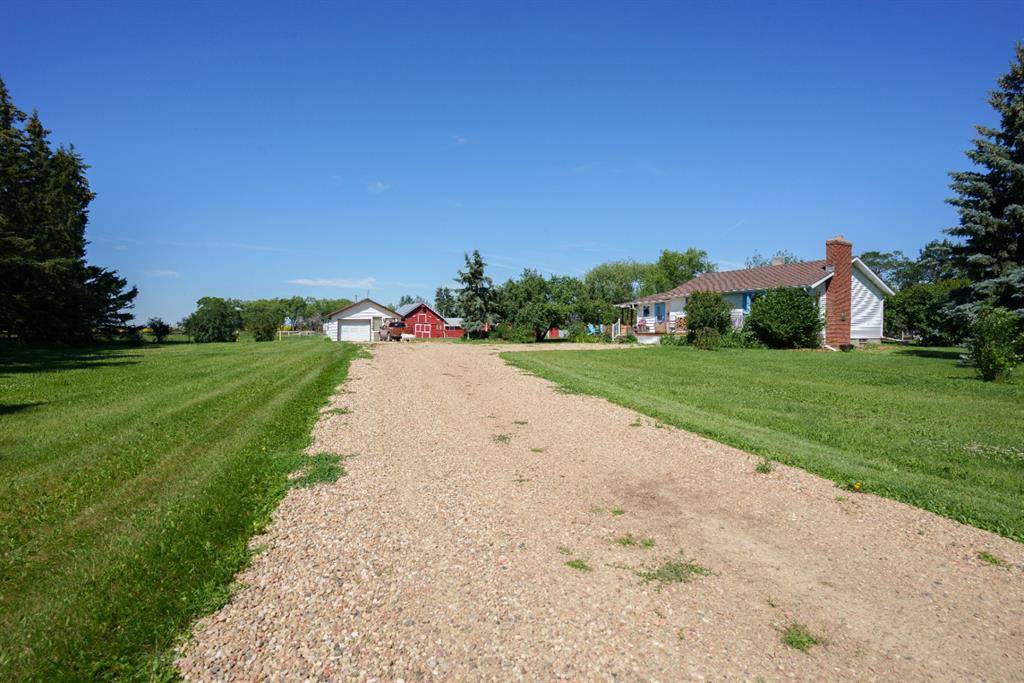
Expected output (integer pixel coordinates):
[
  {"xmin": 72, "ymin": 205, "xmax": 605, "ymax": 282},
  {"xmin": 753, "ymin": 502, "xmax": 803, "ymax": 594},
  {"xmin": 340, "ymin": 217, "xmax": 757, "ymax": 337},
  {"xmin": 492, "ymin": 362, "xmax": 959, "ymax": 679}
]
[
  {"xmin": 455, "ymin": 250, "xmax": 493, "ymax": 337},
  {"xmin": 946, "ymin": 44, "xmax": 1024, "ymax": 319},
  {"xmin": 0, "ymin": 75, "xmax": 136, "ymax": 342}
]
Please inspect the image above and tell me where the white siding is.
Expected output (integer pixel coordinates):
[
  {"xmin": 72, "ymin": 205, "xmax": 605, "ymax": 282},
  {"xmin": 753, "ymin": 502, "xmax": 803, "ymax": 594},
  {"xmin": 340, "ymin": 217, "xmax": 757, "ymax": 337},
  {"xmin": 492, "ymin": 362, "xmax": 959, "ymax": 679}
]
[
  {"xmin": 323, "ymin": 320, "xmax": 339, "ymax": 341},
  {"xmin": 850, "ymin": 266, "xmax": 884, "ymax": 340}
]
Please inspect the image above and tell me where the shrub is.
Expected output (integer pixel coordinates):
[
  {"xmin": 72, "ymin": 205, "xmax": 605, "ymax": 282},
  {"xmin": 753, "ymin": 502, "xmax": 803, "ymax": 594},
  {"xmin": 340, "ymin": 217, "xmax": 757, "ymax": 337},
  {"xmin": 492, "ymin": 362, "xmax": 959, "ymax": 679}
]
[
  {"xmin": 719, "ymin": 328, "xmax": 763, "ymax": 349},
  {"xmin": 965, "ymin": 306, "xmax": 1023, "ymax": 382},
  {"xmin": 491, "ymin": 322, "xmax": 534, "ymax": 343},
  {"xmin": 692, "ymin": 327, "xmax": 721, "ymax": 350},
  {"xmin": 659, "ymin": 333, "xmax": 687, "ymax": 347},
  {"xmin": 745, "ymin": 287, "xmax": 823, "ymax": 349},
  {"xmin": 242, "ymin": 301, "xmax": 286, "ymax": 342},
  {"xmin": 618, "ymin": 333, "xmax": 637, "ymax": 344},
  {"xmin": 182, "ymin": 298, "xmax": 241, "ymax": 343},
  {"xmin": 685, "ymin": 292, "xmax": 731, "ymax": 343},
  {"xmin": 564, "ymin": 321, "xmax": 589, "ymax": 342},
  {"xmin": 147, "ymin": 317, "xmax": 172, "ymax": 343}
]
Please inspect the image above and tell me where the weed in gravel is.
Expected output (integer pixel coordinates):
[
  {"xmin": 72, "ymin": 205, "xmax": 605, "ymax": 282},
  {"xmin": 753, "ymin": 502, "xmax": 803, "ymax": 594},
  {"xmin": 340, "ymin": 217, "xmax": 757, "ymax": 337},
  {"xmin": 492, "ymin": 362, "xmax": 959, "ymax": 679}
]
[
  {"xmin": 677, "ymin": 628, "xmax": 685, "ymax": 641},
  {"xmin": 565, "ymin": 558, "xmax": 591, "ymax": 571},
  {"xmin": 492, "ymin": 433, "xmax": 511, "ymax": 444},
  {"xmin": 635, "ymin": 556, "xmax": 711, "ymax": 586},
  {"xmin": 290, "ymin": 453, "xmax": 348, "ymax": 489},
  {"xmin": 755, "ymin": 458, "xmax": 774, "ymax": 474},
  {"xmin": 530, "ymin": 447, "xmax": 545, "ymax": 453},
  {"xmin": 766, "ymin": 597, "xmax": 778, "ymax": 608},
  {"xmin": 629, "ymin": 418, "xmax": 642, "ymax": 427},
  {"xmin": 781, "ymin": 622, "xmax": 823, "ymax": 652},
  {"xmin": 839, "ymin": 480, "xmax": 864, "ymax": 493},
  {"xmin": 616, "ymin": 533, "xmax": 655, "ymax": 548},
  {"xmin": 512, "ymin": 472, "xmax": 530, "ymax": 484},
  {"xmin": 978, "ymin": 551, "xmax": 1005, "ymax": 566},
  {"xmin": 325, "ymin": 407, "xmax": 351, "ymax": 416},
  {"xmin": 557, "ymin": 545, "xmax": 573, "ymax": 555},
  {"xmin": 514, "ymin": 420, "xmax": 528, "ymax": 425},
  {"xmin": 611, "ymin": 507, "xmax": 626, "ymax": 516}
]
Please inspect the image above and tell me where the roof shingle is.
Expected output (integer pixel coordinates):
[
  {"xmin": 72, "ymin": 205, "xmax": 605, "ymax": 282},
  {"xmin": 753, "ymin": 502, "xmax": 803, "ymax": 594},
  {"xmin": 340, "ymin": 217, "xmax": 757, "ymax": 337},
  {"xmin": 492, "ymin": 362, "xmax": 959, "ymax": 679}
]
[{"xmin": 629, "ymin": 260, "xmax": 830, "ymax": 304}]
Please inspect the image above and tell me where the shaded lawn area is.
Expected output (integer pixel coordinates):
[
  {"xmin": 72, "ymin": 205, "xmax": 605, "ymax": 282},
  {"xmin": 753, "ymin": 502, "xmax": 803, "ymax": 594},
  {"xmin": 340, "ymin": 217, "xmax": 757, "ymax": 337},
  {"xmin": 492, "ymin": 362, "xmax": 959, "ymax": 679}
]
[
  {"xmin": 0, "ymin": 338, "xmax": 359, "ymax": 679},
  {"xmin": 503, "ymin": 345, "xmax": 1024, "ymax": 542}
]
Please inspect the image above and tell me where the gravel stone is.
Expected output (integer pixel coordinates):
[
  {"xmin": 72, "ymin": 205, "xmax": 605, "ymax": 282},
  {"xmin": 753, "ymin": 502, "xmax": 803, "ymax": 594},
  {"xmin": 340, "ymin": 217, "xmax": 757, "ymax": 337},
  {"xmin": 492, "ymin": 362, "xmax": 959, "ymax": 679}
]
[{"xmin": 177, "ymin": 342, "xmax": 1024, "ymax": 681}]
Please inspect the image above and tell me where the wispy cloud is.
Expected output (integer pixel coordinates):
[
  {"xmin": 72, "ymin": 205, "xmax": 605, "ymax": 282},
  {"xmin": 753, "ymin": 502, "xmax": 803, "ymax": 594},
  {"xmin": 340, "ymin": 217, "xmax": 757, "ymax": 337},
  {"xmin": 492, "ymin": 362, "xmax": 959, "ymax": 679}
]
[
  {"xmin": 288, "ymin": 277, "xmax": 378, "ymax": 289},
  {"xmin": 367, "ymin": 180, "xmax": 392, "ymax": 194},
  {"xmin": 454, "ymin": 135, "xmax": 469, "ymax": 146},
  {"xmin": 715, "ymin": 259, "xmax": 744, "ymax": 269},
  {"xmin": 287, "ymin": 277, "xmax": 426, "ymax": 289},
  {"xmin": 145, "ymin": 269, "xmax": 180, "ymax": 278},
  {"xmin": 157, "ymin": 240, "xmax": 313, "ymax": 254}
]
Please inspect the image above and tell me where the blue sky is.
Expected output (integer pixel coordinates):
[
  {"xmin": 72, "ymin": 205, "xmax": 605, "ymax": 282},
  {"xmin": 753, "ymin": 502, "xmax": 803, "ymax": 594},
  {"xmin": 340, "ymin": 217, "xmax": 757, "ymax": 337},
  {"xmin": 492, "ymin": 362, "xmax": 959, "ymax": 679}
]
[{"xmin": 4, "ymin": 1, "xmax": 1022, "ymax": 322}]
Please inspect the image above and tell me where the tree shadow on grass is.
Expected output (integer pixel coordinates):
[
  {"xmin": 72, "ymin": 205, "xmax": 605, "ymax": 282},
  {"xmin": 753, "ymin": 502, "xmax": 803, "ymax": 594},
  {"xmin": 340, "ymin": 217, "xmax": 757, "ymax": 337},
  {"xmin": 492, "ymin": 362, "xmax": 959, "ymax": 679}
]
[
  {"xmin": 0, "ymin": 347, "xmax": 140, "ymax": 376},
  {"xmin": 0, "ymin": 401, "xmax": 47, "ymax": 415},
  {"xmin": 893, "ymin": 348, "xmax": 964, "ymax": 361}
]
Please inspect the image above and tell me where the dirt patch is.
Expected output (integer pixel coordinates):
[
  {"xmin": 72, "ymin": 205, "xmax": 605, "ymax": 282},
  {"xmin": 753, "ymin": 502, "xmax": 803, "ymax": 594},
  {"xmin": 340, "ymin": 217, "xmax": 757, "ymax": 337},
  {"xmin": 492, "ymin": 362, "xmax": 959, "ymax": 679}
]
[{"xmin": 178, "ymin": 342, "xmax": 1024, "ymax": 681}]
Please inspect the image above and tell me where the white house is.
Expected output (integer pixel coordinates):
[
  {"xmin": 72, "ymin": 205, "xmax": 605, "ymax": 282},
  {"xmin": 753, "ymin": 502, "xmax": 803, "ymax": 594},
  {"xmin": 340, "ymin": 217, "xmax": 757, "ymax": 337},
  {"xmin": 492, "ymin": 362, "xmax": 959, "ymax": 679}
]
[
  {"xmin": 322, "ymin": 298, "xmax": 400, "ymax": 342},
  {"xmin": 621, "ymin": 236, "xmax": 895, "ymax": 347}
]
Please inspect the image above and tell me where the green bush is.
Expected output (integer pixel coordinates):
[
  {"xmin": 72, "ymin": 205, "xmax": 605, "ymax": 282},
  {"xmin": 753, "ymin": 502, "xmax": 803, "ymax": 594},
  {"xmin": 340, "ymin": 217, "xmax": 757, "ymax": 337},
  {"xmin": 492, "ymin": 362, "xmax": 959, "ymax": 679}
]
[
  {"xmin": 685, "ymin": 292, "xmax": 731, "ymax": 343},
  {"xmin": 491, "ymin": 322, "xmax": 535, "ymax": 343},
  {"xmin": 618, "ymin": 333, "xmax": 637, "ymax": 344},
  {"xmin": 965, "ymin": 306, "xmax": 1023, "ymax": 382},
  {"xmin": 692, "ymin": 327, "xmax": 721, "ymax": 350},
  {"xmin": 243, "ymin": 301, "xmax": 285, "ymax": 342},
  {"xmin": 147, "ymin": 317, "xmax": 172, "ymax": 343},
  {"xmin": 745, "ymin": 287, "xmax": 823, "ymax": 349},
  {"xmin": 719, "ymin": 328, "xmax": 764, "ymax": 349},
  {"xmin": 183, "ymin": 298, "xmax": 241, "ymax": 343},
  {"xmin": 659, "ymin": 333, "xmax": 687, "ymax": 347},
  {"xmin": 564, "ymin": 321, "xmax": 589, "ymax": 342}
]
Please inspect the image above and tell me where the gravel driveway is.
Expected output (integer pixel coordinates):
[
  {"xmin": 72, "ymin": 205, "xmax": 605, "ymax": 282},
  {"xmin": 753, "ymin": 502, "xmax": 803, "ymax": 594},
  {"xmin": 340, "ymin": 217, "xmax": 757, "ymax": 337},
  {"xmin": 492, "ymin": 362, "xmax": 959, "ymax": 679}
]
[{"xmin": 178, "ymin": 342, "xmax": 1024, "ymax": 681}]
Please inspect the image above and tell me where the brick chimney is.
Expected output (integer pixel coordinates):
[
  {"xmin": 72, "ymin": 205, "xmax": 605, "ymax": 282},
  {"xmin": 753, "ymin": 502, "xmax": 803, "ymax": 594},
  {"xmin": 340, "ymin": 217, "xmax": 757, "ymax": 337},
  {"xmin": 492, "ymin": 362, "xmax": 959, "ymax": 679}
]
[{"xmin": 824, "ymin": 235, "xmax": 852, "ymax": 347}]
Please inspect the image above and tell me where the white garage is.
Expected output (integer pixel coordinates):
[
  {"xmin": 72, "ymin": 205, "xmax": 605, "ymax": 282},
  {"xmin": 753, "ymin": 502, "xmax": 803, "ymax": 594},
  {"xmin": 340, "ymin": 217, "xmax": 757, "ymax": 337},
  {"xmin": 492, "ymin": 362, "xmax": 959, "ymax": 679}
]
[{"xmin": 322, "ymin": 299, "xmax": 400, "ymax": 342}]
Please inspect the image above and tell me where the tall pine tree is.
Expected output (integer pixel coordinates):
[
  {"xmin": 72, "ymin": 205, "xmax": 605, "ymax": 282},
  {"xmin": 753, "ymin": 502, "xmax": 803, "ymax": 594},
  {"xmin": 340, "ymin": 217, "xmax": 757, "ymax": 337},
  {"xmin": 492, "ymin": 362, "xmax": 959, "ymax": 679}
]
[
  {"xmin": 946, "ymin": 44, "xmax": 1024, "ymax": 320},
  {"xmin": 0, "ymin": 75, "xmax": 136, "ymax": 342},
  {"xmin": 455, "ymin": 250, "xmax": 493, "ymax": 337}
]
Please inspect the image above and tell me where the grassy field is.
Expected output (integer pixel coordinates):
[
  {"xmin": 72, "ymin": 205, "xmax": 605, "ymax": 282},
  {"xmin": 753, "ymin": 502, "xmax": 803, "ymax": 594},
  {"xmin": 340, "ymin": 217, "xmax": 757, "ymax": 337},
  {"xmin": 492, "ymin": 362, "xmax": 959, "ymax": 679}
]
[
  {"xmin": 503, "ymin": 345, "xmax": 1024, "ymax": 542},
  {"xmin": 0, "ymin": 338, "xmax": 358, "ymax": 679}
]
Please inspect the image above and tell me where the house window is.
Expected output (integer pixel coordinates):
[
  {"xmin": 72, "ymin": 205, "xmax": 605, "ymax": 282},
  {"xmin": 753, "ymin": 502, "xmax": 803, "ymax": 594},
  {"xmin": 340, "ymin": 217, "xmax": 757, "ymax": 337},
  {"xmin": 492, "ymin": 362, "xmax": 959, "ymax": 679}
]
[
  {"xmin": 654, "ymin": 302, "xmax": 666, "ymax": 321},
  {"xmin": 642, "ymin": 305, "xmax": 650, "ymax": 317},
  {"xmin": 742, "ymin": 293, "xmax": 752, "ymax": 312}
]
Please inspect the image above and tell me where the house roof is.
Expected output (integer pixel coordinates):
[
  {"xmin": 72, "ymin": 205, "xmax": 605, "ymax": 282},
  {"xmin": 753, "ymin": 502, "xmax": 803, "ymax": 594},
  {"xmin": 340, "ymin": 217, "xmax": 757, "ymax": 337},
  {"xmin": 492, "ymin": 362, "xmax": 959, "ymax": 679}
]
[
  {"xmin": 628, "ymin": 260, "xmax": 831, "ymax": 305},
  {"xmin": 324, "ymin": 298, "xmax": 401, "ymax": 319},
  {"xmin": 444, "ymin": 317, "xmax": 462, "ymax": 327},
  {"xmin": 625, "ymin": 257, "xmax": 895, "ymax": 306}
]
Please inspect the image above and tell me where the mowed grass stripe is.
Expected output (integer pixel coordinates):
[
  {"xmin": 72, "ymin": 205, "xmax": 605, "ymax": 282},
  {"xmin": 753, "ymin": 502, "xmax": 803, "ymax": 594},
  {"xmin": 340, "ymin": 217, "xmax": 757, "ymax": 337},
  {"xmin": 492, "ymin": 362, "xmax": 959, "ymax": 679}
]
[
  {"xmin": 6, "ymin": 360, "xmax": 327, "ymax": 671},
  {"xmin": 0, "ymin": 345, "xmax": 315, "ymax": 564},
  {"xmin": 1, "ymin": 342, "xmax": 297, "ymax": 473},
  {"xmin": 2, "ymin": 346, "xmax": 319, "ymax": 581},
  {"xmin": 0, "ymin": 338, "xmax": 359, "ymax": 679},
  {"xmin": 503, "ymin": 346, "xmax": 1024, "ymax": 541}
]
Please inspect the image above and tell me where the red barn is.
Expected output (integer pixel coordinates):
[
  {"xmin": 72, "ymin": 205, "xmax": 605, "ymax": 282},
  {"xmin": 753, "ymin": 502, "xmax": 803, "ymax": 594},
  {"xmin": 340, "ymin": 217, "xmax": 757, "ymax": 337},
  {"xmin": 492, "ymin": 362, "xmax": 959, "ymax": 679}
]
[{"xmin": 397, "ymin": 302, "xmax": 464, "ymax": 339}]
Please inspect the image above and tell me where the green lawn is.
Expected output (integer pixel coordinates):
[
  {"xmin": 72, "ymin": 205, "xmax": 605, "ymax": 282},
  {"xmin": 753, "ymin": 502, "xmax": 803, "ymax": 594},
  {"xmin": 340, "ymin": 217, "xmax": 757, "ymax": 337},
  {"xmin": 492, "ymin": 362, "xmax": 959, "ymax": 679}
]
[
  {"xmin": 0, "ymin": 338, "xmax": 358, "ymax": 680},
  {"xmin": 503, "ymin": 346, "xmax": 1024, "ymax": 542}
]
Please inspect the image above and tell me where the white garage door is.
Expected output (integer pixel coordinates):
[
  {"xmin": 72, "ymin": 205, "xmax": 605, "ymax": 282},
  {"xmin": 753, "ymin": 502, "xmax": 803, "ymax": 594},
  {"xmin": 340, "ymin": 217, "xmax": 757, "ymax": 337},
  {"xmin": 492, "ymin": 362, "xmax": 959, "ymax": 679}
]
[{"xmin": 338, "ymin": 319, "xmax": 371, "ymax": 341}]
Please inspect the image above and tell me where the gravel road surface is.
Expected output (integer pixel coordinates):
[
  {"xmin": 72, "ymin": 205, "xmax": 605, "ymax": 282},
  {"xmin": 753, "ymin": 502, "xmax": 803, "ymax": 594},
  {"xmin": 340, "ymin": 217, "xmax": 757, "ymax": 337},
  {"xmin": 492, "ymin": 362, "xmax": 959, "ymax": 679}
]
[{"xmin": 178, "ymin": 342, "xmax": 1024, "ymax": 681}]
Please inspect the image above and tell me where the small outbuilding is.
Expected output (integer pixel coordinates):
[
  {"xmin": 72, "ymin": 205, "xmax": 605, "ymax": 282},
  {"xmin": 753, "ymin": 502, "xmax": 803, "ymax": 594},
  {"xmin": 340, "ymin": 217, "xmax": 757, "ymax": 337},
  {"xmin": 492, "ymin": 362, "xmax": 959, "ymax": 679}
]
[
  {"xmin": 397, "ymin": 302, "xmax": 464, "ymax": 339},
  {"xmin": 323, "ymin": 298, "xmax": 400, "ymax": 342}
]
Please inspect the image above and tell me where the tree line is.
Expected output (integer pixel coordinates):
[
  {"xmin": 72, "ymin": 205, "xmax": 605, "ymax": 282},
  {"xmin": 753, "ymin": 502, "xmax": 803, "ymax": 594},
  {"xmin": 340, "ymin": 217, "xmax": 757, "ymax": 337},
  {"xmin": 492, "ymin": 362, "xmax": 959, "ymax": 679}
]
[
  {"xmin": 179, "ymin": 296, "xmax": 354, "ymax": 342},
  {"xmin": 0, "ymin": 77, "xmax": 137, "ymax": 343}
]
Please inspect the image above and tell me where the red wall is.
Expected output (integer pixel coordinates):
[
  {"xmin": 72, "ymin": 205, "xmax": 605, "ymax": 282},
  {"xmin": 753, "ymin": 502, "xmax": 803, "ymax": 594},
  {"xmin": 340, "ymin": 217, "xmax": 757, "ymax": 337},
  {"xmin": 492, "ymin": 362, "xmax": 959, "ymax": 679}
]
[{"xmin": 403, "ymin": 304, "xmax": 463, "ymax": 338}]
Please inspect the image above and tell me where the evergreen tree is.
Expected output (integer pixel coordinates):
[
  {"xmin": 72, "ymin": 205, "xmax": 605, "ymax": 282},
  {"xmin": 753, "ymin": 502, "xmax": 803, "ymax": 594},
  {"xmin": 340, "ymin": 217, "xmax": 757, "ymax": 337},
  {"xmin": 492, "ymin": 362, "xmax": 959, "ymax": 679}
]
[
  {"xmin": 434, "ymin": 286, "xmax": 459, "ymax": 317},
  {"xmin": 455, "ymin": 250, "xmax": 493, "ymax": 337},
  {"xmin": 945, "ymin": 44, "xmax": 1024, "ymax": 320},
  {"xmin": 0, "ymin": 76, "xmax": 136, "ymax": 342}
]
